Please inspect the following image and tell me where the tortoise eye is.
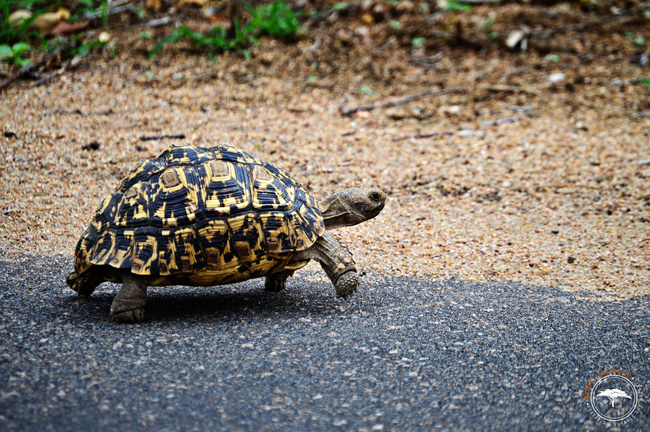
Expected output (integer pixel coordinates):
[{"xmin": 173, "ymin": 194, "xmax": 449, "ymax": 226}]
[{"xmin": 369, "ymin": 192, "xmax": 381, "ymax": 202}]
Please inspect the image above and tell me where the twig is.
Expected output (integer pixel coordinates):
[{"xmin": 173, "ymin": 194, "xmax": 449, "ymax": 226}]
[
  {"xmin": 638, "ymin": 159, "xmax": 650, "ymax": 166},
  {"xmin": 0, "ymin": 47, "xmax": 62, "ymax": 92},
  {"xmin": 410, "ymin": 52, "xmax": 444, "ymax": 69},
  {"xmin": 137, "ymin": 17, "xmax": 172, "ymax": 28},
  {"xmin": 340, "ymin": 88, "xmax": 462, "ymax": 116},
  {"xmin": 82, "ymin": 0, "xmax": 132, "ymax": 19},
  {"xmin": 32, "ymin": 71, "xmax": 58, "ymax": 87},
  {"xmin": 530, "ymin": 0, "xmax": 650, "ymax": 39},
  {"xmin": 43, "ymin": 108, "xmax": 87, "ymax": 116},
  {"xmin": 337, "ymin": 92, "xmax": 349, "ymax": 112},
  {"xmin": 488, "ymin": 85, "xmax": 541, "ymax": 95},
  {"xmin": 510, "ymin": 106, "xmax": 534, "ymax": 112},
  {"xmin": 139, "ymin": 134, "xmax": 186, "ymax": 141},
  {"xmin": 481, "ymin": 115, "xmax": 528, "ymax": 128},
  {"xmin": 392, "ymin": 131, "xmax": 455, "ymax": 142}
]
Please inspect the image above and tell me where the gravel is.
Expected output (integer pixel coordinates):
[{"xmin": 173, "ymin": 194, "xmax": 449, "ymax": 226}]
[
  {"xmin": 1, "ymin": 253, "xmax": 648, "ymax": 431},
  {"xmin": 1, "ymin": 8, "xmax": 650, "ymax": 298}
]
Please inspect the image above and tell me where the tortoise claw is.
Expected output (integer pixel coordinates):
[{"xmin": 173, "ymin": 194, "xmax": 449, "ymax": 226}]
[{"xmin": 111, "ymin": 307, "xmax": 145, "ymax": 324}]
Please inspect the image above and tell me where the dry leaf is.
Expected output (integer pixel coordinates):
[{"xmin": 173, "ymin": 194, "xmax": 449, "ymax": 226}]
[
  {"xmin": 30, "ymin": 9, "xmax": 71, "ymax": 36},
  {"xmin": 9, "ymin": 10, "xmax": 32, "ymax": 29},
  {"xmin": 179, "ymin": 0, "xmax": 207, "ymax": 6},
  {"xmin": 146, "ymin": 0, "xmax": 162, "ymax": 10},
  {"xmin": 50, "ymin": 20, "xmax": 89, "ymax": 36}
]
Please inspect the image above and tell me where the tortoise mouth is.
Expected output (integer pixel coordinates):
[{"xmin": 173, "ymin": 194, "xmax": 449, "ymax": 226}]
[{"xmin": 366, "ymin": 201, "xmax": 384, "ymax": 218}]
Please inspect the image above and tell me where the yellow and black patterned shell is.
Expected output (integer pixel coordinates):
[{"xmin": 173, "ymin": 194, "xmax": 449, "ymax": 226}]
[{"xmin": 72, "ymin": 144, "xmax": 325, "ymax": 280}]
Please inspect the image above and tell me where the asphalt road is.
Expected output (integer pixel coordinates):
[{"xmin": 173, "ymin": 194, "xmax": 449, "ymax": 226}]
[{"xmin": 0, "ymin": 253, "xmax": 648, "ymax": 431}]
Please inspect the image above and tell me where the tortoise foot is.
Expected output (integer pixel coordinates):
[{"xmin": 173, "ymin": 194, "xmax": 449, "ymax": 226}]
[
  {"xmin": 111, "ymin": 307, "xmax": 145, "ymax": 324},
  {"xmin": 265, "ymin": 276, "xmax": 287, "ymax": 292},
  {"xmin": 335, "ymin": 271, "xmax": 358, "ymax": 298}
]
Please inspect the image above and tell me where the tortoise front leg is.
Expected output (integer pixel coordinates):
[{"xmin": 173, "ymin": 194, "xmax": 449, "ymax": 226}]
[
  {"xmin": 294, "ymin": 231, "xmax": 357, "ymax": 298},
  {"xmin": 265, "ymin": 273, "xmax": 290, "ymax": 292},
  {"xmin": 110, "ymin": 273, "xmax": 147, "ymax": 324}
]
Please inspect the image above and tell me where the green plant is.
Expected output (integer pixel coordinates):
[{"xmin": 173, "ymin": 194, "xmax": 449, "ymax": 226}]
[
  {"xmin": 100, "ymin": 0, "xmax": 109, "ymax": 27},
  {"xmin": 360, "ymin": 85, "xmax": 374, "ymax": 95},
  {"xmin": 247, "ymin": 1, "xmax": 301, "ymax": 39},
  {"xmin": 389, "ymin": 20, "xmax": 402, "ymax": 30},
  {"xmin": 1, "ymin": 0, "xmax": 45, "ymax": 45},
  {"xmin": 148, "ymin": 24, "xmax": 251, "ymax": 59},
  {"xmin": 0, "ymin": 41, "xmax": 30, "ymax": 66},
  {"xmin": 44, "ymin": 33, "xmax": 112, "ymax": 60},
  {"xmin": 411, "ymin": 37, "xmax": 426, "ymax": 47},
  {"xmin": 444, "ymin": 0, "xmax": 473, "ymax": 12},
  {"xmin": 148, "ymin": 1, "xmax": 302, "ymax": 59},
  {"xmin": 641, "ymin": 77, "xmax": 650, "ymax": 88}
]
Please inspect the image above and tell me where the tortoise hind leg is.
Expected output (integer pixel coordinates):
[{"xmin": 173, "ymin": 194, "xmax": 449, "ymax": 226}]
[
  {"xmin": 265, "ymin": 270, "xmax": 296, "ymax": 292},
  {"xmin": 110, "ymin": 273, "xmax": 148, "ymax": 324},
  {"xmin": 293, "ymin": 231, "xmax": 358, "ymax": 298},
  {"xmin": 67, "ymin": 270, "xmax": 104, "ymax": 297},
  {"xmin": 265, "ymin": 275, "xmax": 288, "ymax": 292}
]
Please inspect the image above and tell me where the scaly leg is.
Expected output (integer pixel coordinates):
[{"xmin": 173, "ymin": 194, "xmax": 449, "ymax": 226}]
[
  {"xmin": 110, "ymin": 273, "xmax": 147, "ymax": 324},
  {"xmin": 293, "ymin": 231, "xmax": 357, "ymax": 297},
  {"xmin": 265, "ymin": 273, "xmax": 290, "ymax": 292},
  {"xmin": 67, "ymin": 270, "xmax": 104, "ymax": 297}
]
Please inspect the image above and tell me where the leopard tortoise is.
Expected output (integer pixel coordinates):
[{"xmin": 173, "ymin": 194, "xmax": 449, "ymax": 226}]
[{"xmin": 67, "ymin": 144, "xmax": 385, "ymax": 323}]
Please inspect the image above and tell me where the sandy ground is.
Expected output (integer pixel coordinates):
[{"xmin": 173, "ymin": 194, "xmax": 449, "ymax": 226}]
[{"xmin": 1, "ymin": 4, "xmax": 649, "ymax": 299}]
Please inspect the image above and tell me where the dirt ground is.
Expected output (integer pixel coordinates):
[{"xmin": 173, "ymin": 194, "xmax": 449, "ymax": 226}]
[{"xmin": 1, "ymin": 3, "xmax": 649, "ymax": 299}]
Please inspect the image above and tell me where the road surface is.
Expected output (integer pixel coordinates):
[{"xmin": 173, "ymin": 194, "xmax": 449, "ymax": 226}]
[{"xmin": 0, "ymin": 254, "xmax": 647, "ymax": 431}]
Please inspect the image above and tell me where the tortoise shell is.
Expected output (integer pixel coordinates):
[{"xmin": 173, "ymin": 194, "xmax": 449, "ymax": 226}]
[{"xmin": 72, "ymin": 144, "xmax": 325, "ymax": 285}]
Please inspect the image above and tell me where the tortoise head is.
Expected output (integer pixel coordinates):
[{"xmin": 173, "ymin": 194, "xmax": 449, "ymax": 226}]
[{"xmin": 320, "ymin": 187, "xmax": 386, "ymax": 230}]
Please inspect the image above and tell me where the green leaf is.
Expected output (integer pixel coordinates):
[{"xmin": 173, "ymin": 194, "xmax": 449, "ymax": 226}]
[
  {"xmin": 138, "ymin": 32, "xmax": 153, "ymax": 40},
  {"xmin": 11, "ymin": 42, "xmax": 31, "ymax": 56},
  {"xmin": 634, "ymin": 37, "xmax": 646, "ymax": 46},
  {"xmin": 411, "ymin": 37, "xmax": 426, "ymax": 47},
  {"xmin": 133, "ymin": 6, "xmax": 146, "ymax": 20},
  {"xmin": 641, "ymin": 77, "xmax": 650, "ymax": 88},
  {"xmin": 331, "ymin": 2, "xmax": 348, "ymax": 11},
  {"xmin": 360, "ymin": 85, "xmax": 374, "ymax": 96},
  {"xmin": 389, "ymin": 20, "xmax": 402, "ymax": 30},
  {"xmin": 445, "ymin": 0, "xmax": 473, "ymax": 11},
  {"xmin": 547, "ymin": 54, "xmax": 560, "ymax": 63},
  {"xmin": 0, "ymin": 45, "xmax": 12, "ymax": 59}
]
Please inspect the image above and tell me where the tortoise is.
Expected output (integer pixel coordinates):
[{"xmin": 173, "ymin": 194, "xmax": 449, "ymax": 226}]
[{"xmin": 67, "ymin": 144, "xmax": 385, "ymax": 323}]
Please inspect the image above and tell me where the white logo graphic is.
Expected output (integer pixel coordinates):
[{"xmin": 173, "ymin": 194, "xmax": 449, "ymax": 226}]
[
  {"xmin": 588, "ymin": 374, "xmax": 638, "ymax": 422},
  {"xmin": 597, "ymin": 388, "xmax": 632, "ymax": 407}
]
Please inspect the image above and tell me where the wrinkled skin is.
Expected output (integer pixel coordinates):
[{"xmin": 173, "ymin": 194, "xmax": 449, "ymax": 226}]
[{"xmin": 320, "ymin": 187, "xmax": 386, "ymax": 230}]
